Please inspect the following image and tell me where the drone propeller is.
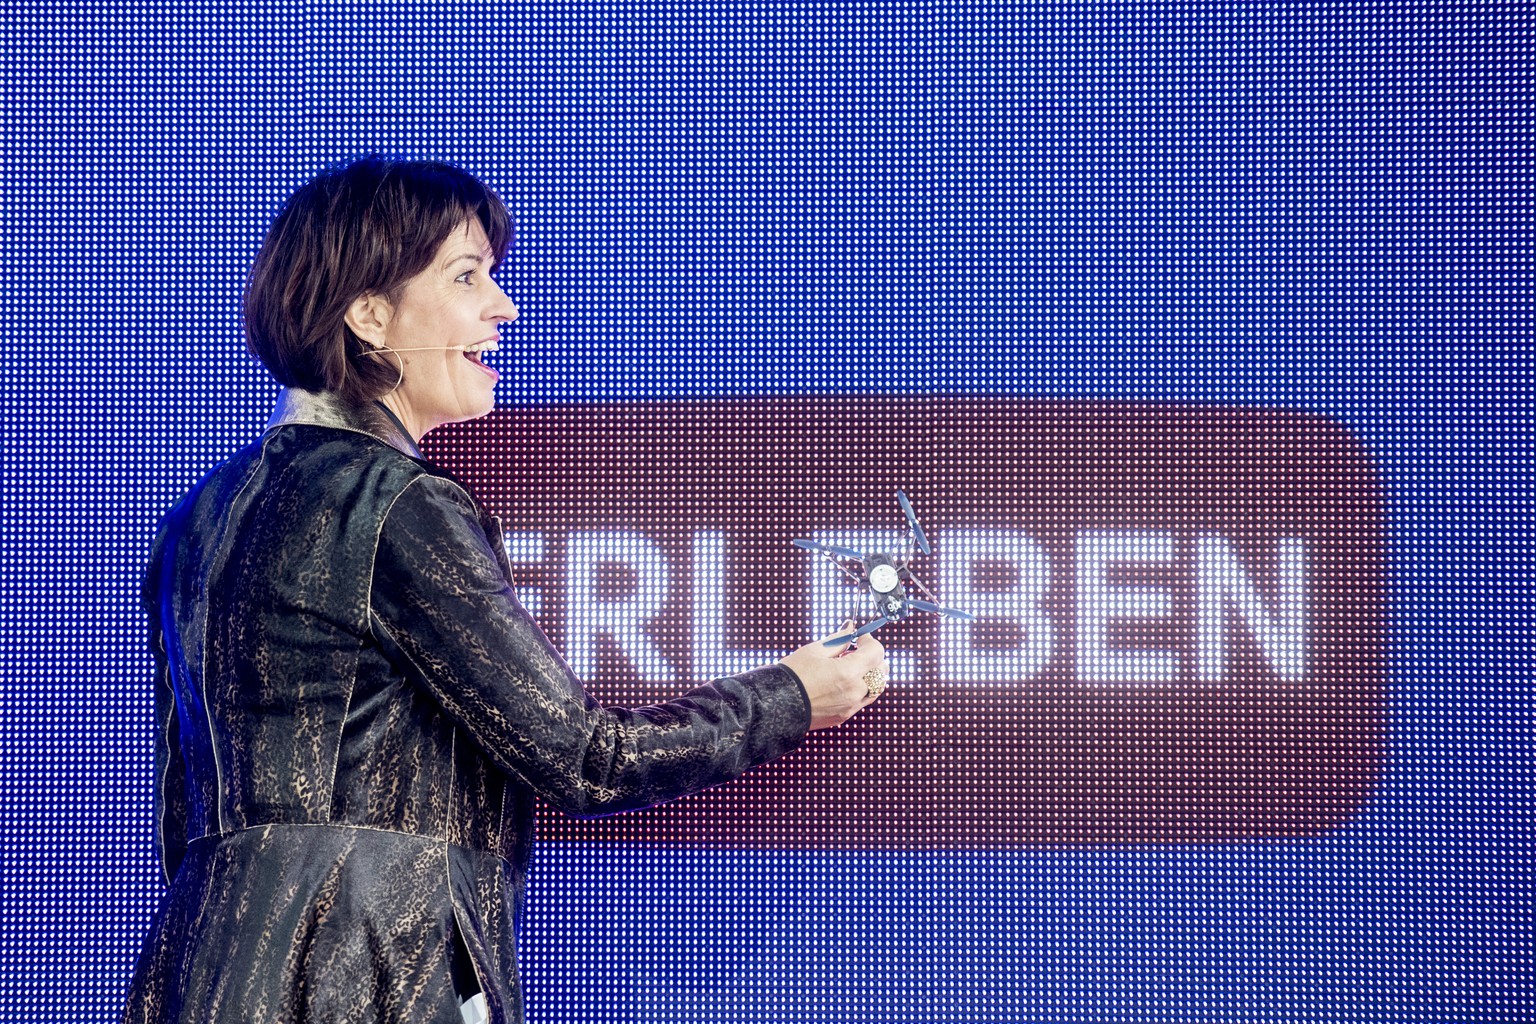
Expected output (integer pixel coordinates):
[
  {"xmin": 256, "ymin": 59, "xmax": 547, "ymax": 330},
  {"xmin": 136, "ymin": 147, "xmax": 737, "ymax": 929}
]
[
  {"xmin": 822, "ymin": 617, "xmax": 889, "ymax": 647},
  {"xmin": 908, "ymin": 599, "xmax": 977, "ymax": 621},
  {"xmin": 791, "ymin": 538, "xmax": 868, "ymax": 560},
  {"xmin": 895, "ymin": 489, "xmax": 932, "ymax": 556}
]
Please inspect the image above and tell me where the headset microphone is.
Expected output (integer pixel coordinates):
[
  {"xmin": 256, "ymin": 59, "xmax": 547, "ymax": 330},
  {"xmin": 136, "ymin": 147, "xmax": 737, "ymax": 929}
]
[{"xmin": 354, "ymin": 345, "xmax": 479, "ymax": 356}]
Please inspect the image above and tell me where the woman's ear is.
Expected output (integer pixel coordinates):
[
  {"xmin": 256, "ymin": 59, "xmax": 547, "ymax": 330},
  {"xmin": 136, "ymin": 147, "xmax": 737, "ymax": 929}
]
[{"xmin": 344, "ymin": 292, "xmax": 393, "ymax": 348}]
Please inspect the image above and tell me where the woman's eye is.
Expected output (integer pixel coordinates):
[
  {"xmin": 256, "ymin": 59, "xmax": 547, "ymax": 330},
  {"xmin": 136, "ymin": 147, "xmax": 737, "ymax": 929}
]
[{"xmin": 457, "ymin": 271, "xmax": 475, "ymax": 285}]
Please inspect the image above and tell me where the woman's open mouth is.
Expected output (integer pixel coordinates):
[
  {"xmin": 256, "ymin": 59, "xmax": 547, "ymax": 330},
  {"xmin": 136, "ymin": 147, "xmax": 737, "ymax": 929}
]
[{"xmin": 463, "ymin": 342, "xmax": 501, "ymax": 382}]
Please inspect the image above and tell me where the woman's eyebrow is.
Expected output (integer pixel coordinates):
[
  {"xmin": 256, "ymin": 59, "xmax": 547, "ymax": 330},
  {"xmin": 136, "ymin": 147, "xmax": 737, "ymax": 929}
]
[{"xmin": 444, "ymin": 250, "xmax": 491, "ymax": 268}]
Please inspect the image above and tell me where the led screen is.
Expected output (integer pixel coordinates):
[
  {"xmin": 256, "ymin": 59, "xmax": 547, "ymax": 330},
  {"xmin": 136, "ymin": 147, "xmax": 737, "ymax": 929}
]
[
  {"xmin": 424, "ymin": 398, "xmax": 1384, "ymax": 847},
  {"xmin": 0, "ymin": 3, "xmax": 1527, "ymax": 1022}
]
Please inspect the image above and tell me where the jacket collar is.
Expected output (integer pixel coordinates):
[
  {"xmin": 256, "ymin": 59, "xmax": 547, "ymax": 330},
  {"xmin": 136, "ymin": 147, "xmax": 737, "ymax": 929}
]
[{"xmin": 265, "ymin": 388, "xmax": 422, "ymax": 459}]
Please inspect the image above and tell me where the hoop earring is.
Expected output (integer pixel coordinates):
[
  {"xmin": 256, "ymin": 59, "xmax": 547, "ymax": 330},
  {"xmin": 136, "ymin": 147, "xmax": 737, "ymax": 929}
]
[
  {"xmin": 354, "ymin": 344, "xmax": 405, "ymax": 396},
  {"xmin": 379, "ymin": 348, "xmax": 404, "ymax": 397}
]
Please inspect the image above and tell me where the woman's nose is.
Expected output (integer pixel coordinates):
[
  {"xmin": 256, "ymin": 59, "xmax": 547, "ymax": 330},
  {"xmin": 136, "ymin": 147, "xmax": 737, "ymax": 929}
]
[{"xmin": 489, "ymin": 282, "xmax": 517, "ymax": 323}]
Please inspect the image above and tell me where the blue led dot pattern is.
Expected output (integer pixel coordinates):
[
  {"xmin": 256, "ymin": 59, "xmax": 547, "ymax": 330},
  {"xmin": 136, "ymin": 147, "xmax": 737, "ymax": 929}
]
[{"xmin": 0, "ymin": 2, "xmax": 1528, "ymax": 1022}]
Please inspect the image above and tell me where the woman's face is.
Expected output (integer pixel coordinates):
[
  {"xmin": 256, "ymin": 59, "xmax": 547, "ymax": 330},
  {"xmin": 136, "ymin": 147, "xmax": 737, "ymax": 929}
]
[{"xmin": 354, "ymin": 219, "xmax": 517, "ymax": 440}]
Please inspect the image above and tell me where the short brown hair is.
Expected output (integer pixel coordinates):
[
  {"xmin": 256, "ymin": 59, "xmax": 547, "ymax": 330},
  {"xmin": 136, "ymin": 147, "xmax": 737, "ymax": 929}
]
[{"xmin": 243, "ymin": 157, "xmax": 512, "ymax": 404}]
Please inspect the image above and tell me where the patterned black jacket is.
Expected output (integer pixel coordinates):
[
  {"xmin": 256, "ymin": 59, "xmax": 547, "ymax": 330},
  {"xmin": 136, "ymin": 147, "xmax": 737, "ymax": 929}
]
[{"xmin": 122, "ymin": 389, "xmax": 810, "ymax": 1023}]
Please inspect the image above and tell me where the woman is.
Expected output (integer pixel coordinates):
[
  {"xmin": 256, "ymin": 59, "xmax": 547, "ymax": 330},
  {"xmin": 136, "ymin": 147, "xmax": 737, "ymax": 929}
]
[{"xmin": 123, "ymin": 157, "xmax": 887, "ymax": 1024}]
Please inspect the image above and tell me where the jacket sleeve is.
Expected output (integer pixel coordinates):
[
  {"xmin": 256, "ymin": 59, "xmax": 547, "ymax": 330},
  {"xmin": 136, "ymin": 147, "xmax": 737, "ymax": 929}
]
[
  {"xmin": 143, "ymin": 524, "xmax": 187, "ymax": 885},
  {"xmin": 368, "ymin": 473, "xmax": 811, "ymax": 817}
]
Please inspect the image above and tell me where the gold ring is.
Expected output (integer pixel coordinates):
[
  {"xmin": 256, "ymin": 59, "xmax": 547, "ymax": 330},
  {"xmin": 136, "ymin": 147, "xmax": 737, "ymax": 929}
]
[{"xmin": 863, "ymin": 668, "xmax": 888, "ymax": 698}]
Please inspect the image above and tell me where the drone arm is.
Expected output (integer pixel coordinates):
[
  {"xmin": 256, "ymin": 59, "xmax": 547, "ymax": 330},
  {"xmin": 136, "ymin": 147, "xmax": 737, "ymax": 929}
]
[{"xmin": 819, "ymin": 550, "xmax": 866, "ymax": 587}]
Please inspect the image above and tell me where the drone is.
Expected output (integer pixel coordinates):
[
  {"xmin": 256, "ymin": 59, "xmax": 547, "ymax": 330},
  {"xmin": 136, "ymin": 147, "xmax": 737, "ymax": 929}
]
[{"xmin": 792, "ymin": 490, "xmax": 976, "ymax": 648}]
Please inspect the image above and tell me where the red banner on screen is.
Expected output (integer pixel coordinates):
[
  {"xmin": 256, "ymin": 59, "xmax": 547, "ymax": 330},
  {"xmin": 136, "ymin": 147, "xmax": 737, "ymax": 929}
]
[{"xmin": 422, "ymin": 398, "xmax": 1384, "ymax": 848}]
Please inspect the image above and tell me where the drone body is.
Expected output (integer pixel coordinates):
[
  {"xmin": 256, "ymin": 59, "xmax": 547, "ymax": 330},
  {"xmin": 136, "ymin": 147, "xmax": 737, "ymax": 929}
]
[{"xmin": 792, "ymin": 491, "xmax": 975, "ymax": 647}]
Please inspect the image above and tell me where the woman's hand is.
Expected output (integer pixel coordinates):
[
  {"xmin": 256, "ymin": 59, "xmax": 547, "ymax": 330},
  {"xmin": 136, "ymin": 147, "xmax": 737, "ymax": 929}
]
[{"xmin": 780, "ymin": 622, "xmax": 889, "ymax": 731}]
